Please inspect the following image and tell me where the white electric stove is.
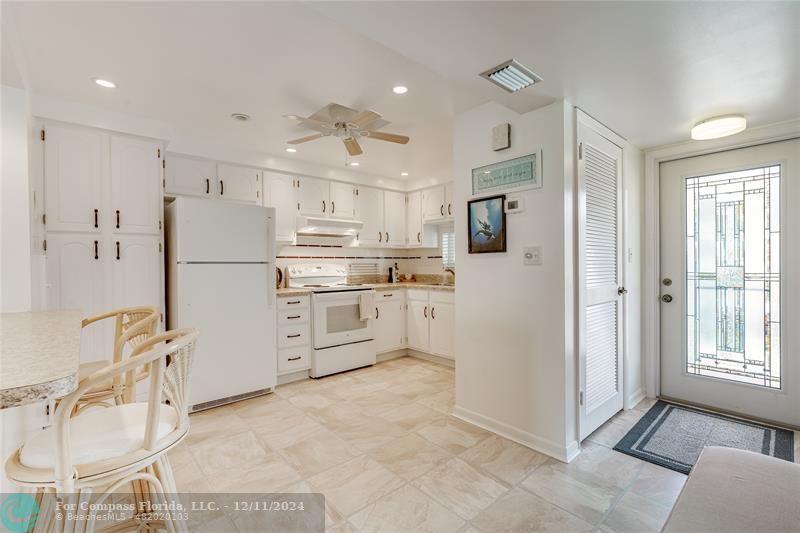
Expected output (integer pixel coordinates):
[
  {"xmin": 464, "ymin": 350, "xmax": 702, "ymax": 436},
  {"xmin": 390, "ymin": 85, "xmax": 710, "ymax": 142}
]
[{"xmin": 286, "ymin": 264, "xmax": 376, "ymax": 377}]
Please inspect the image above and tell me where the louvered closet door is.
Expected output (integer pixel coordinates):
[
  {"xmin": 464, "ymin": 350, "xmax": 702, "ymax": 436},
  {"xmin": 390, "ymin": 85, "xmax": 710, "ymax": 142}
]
[{"xmin": 578, "ymin": 122, "xmax": 624, "ymax": 440}]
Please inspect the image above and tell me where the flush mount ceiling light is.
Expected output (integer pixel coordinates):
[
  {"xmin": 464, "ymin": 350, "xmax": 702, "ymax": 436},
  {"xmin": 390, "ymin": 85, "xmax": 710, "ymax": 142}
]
[
  {"xmin": 93, "ymin": 78, "xmax": 117, "ymax": 89},
  {"xmin": 392, "ymin": 85, "xmax": 408, "ymax": 95},
  {"xmin": 285, "ymin": 147, "xmax": 297, "ymax": 153},
  {"xmin": 400, "ymin": 172, "xmax": 409, "ymax": 176},
  {"xmin": 691, "ymin": 115, "xmax": 747, "ymax": 140},
  {"xmin": 230, "ymin": 113, "xmax": 251, "ymax": 122},
  {"xmin": 480, "ymin": 59, "xmax": 542, "ymax": 93},
  {"xmin": 348, "ymin": 161, "xmax": 360, "ymax": 167}
]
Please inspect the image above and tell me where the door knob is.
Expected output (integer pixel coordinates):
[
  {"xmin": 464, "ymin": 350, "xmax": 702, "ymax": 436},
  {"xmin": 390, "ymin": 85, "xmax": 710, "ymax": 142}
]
[
  {"xmin": 662, "ymin": 278, "xmax": 672, "ymax": 286},
  {"xmin": 618, "ymin": 287, "xmax": 628, "ymax": 295},
  {"xmin": 661, "ymin": 294, "xmax": 673, "ymax": 303}
]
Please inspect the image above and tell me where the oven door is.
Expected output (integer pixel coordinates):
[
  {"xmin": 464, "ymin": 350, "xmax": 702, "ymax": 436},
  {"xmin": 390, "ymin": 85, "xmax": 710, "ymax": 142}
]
[{"xmin": 312, "ymin": 290, "xmax": 375, "ymax": 349}]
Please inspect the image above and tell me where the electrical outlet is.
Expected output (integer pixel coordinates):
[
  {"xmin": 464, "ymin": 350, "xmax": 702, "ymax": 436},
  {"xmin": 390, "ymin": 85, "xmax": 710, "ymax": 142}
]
[{"xmin": 523, "ymin": 246, "xmax": 542, "ymax": 266}]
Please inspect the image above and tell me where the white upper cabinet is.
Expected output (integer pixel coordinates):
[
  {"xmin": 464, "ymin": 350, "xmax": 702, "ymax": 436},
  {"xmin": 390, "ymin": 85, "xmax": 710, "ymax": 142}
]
[
  {"xmin": 355, "ymin": 186, "xmax": 384, "ymax": 246},
  {"xmin": 296, "ymin": 176, "xmax": 330, "ymax": 216},
  {"xmin": 165, "ymin": 153, "xmax": 215, "ymax": 198},
  {"xmin": 406, "ymin": 191, "xmax": 422, "ymax": 247},
  {"xmin": 445, "ymin": 182, "xmax": 454, "ymax": 221},
  {"xmin": 217, "ymin": 163, "xmax": 260, "ymax": 204},
  {"xmin": 263, "ymin": 171, "xmax": 297, "ymax": 243},
  {"xmin": 111, "ymin": 235, "xmax": 162, "ymax": 311},
  {"xmin": 422, "ymin": 185, "xmax": 446, "ymax": 222},
  {"xmin": 44, "ymin": 123, "xmax": 105, "ymax": 233},
  {"xmin": 110, "ymin": 135, "xmax": 161, "ymax": 235},
  {"xmin": 330, "ymin": 182, "xmax": 357, "ymax": 220},
  {"xmin": 384, "ymin": 191, "xmax": 407, "ymax": 247}
]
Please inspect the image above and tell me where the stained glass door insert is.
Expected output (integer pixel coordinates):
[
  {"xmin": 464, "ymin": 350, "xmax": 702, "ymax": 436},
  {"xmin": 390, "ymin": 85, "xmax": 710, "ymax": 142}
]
[{"xmin": 685, "ymin": 165, "xmax": 781, "ymax": 388}]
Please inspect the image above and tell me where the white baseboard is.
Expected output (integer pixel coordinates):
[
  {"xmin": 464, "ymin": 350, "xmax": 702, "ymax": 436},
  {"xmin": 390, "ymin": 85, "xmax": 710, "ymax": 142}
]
[
  {"xmin": 376, "ymin": 349, "xmax": 407, "ymax": 363},
  {"xmin": 276, "ymin": 370, "xmax": 309, "ymax": 386},
  {"xmin": 452, "ymin": 405, "xmax": 580, "ymax": 463},
  {"xmin": 406, "ymin": 349, "xmax": 455, "ymax": 368},
  {"xmin": 626, "ymin": 388, "xmax": 646, "ymax": 410}
]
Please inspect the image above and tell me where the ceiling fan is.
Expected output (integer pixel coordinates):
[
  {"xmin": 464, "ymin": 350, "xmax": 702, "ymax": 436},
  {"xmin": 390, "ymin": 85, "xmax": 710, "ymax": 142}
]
[{"xmin": 284, "ymin": 103, "xmax": 410, "ymax": 156}]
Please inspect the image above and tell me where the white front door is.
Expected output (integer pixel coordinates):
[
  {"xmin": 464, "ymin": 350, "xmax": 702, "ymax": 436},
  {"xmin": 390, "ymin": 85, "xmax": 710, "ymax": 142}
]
[{"xmin": 660, "ymin": 139, "xmax": 800, "ymax": 426}]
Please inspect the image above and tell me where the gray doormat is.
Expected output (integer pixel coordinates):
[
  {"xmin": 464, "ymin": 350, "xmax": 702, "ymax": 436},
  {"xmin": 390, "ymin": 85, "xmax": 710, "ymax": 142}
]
[{"xmin": 614, "ymin": 401, "xmax": 795, "ymax": 474}]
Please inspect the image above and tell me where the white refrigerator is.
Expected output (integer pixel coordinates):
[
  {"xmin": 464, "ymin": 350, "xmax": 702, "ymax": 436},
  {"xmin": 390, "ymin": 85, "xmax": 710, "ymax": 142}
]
[{"xmin": 166, "ymin": 197, "xmax": 276, "ymax": 410}]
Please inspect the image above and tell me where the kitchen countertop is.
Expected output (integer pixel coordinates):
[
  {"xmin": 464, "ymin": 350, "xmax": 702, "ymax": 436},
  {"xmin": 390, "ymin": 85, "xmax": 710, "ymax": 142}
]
[
  {"xmin": 0, "ymin": 310, "xmax": 83, "ymax": 409},
  {"xmin": 277, "ymin": 282, "xmax": 455, "ymax": 297}
]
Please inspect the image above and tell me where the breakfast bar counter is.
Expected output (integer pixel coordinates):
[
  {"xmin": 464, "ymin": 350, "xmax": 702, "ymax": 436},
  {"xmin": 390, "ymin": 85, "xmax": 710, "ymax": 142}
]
[{"xmin": 0, "ymin": 310, "xmax": 83, "ymax": 409}]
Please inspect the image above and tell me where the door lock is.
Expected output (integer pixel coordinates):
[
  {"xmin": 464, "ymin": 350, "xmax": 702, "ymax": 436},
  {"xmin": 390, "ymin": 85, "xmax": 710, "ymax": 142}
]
[
  {"xmin": 661, "ymin": 294, "xmax": 673, "ymax": 303},
  {"xmin": 662, "ymin": 278, "xmax": 673, "ymax": 286}
]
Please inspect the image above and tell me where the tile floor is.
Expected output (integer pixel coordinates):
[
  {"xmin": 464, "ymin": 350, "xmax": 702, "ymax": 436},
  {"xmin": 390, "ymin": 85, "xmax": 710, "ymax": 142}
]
[{"xmin": 169, "ymin": 356, "xmax": 690, "ymax": 532}]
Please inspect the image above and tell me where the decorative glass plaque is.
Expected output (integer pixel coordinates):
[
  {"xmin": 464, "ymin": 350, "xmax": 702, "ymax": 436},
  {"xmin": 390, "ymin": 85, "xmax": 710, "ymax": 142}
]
[{"xmin": 472, "ymin": 152, "xmax": 541, "ymax": 195}]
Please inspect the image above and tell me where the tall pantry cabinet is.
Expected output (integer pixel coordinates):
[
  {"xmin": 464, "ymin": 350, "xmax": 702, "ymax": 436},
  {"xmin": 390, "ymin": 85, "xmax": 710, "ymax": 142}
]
[{"xmin": 41, "ymin": 122, "xmax": 164, "ymax": 362}]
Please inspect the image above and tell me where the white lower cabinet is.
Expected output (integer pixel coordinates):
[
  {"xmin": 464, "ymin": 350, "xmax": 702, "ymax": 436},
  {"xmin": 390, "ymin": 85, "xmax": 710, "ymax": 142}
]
[
  {"xmin": 406, "ymin": 290, "xmax": 430, "ymax": 352},
  {"xmin": 429, "ymin": 292, "xmax": 455, "ymax": 359},
  {"xmin": 374, "ymin": 290, "xmax": 406, "ymax": 354},
  {"xmin": 111, "ymin": 236, "xmax": 162, "ymax": 311},
  {"xmin": 277, "ymin": 295, "xmax": 311, "ymax": 375}
]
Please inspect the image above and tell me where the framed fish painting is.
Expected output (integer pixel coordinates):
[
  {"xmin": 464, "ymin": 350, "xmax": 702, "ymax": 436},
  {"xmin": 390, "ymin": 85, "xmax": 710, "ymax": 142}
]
[{"xmin": 467, "ymin": 194, "xmax": 507, "ymax": 254}]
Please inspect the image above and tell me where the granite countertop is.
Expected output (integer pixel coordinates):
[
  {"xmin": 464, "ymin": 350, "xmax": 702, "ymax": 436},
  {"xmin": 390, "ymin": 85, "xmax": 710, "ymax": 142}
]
[
  {"xmin": 277, "ymin": 282, "xmax": 454, "ymax": 296},
  {"xmin": 0, "ymin": 310, "xmax": 83, "ymax": 409}
]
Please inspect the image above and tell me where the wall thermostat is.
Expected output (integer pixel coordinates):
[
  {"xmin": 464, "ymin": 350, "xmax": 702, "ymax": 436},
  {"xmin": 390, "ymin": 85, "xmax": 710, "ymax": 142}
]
[{"xmin": 505, "ymin": 195, "xmax": 524, "ymax": 213}]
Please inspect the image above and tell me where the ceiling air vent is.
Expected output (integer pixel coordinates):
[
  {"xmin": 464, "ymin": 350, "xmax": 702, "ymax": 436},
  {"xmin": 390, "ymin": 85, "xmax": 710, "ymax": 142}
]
[{"xmin": 480, "ymin": 59, "xmax": 542, "ymax": 93}]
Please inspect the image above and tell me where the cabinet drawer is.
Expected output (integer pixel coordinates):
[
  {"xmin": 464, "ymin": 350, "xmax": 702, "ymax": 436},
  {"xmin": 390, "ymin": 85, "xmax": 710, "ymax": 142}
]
[
  {"xmin": 406, "ymin": 289, "xmax": 429, "ymax": 302},
  {"xmin": 430, "ymin": 291, "xmax": 454, "ymax": 304},
  {"xmin": 279, "ymin": 308, "xmax": 310, "ymax": 325},
  {"xmin": 376, "ymin": 290, "xmax": 405, "ymax": 303},
  {"xmin": 278, "ymin": 346, "xmax": 310, "ymax": 374},
  {"xmin": 278, "ymin": 295, "xmax": 310, "ymax": 310},
  {"xmin": 277, "ymin": 325, "xmax": 310, "ymax": 347}
]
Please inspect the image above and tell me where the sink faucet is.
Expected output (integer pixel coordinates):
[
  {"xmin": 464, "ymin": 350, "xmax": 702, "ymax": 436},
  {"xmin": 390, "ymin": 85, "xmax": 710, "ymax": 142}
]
[{"xmin": 444, "ymin": 267, "xmax": 455, "ymax": 283}]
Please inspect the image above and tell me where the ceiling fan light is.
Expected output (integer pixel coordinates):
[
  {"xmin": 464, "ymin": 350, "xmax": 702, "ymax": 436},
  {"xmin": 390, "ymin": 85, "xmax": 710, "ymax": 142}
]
[
  {"xmin": 400, "ymin": 172, "xmax": 409, "ymax": 176},
  {"xmin": 285, "ymin": 147, "xmax": 297, "ymax": 153},
  {"xmin": 691, "ymin": 115, "xmax": 747, "ymax": 140},
  {"xmin": 349, "ymin": 162, "xmax": 360, "ymax": 167}
]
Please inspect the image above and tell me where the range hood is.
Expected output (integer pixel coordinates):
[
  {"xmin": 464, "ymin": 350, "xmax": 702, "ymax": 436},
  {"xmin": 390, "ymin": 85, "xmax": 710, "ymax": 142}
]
[{"xmin": 295, "ymin": 215, "xmax": 363, "ymax": 237}]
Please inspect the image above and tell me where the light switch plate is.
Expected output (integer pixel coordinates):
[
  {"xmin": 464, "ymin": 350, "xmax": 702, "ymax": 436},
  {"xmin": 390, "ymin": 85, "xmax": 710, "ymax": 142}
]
[{"xmin": 523, "ymin": 245, "xmax": 542, "ymax": 266}]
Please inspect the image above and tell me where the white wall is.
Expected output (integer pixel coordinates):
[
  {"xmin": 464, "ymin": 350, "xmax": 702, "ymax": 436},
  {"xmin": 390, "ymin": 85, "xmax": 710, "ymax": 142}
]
[
  {"xmin": 452, "ymin": 100, "xmax": 580, "ymax": 461},
  {"xmin": 623, "ymin": 143, "xmax": 645, "ymax": 408}
]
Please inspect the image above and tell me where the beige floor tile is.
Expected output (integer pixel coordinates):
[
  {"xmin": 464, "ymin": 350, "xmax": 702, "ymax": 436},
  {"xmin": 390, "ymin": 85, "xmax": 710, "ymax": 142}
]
[
  {"xmin": 185, "ymin": 405, "xmax": 250, "ymax": 446},
  {"xmin": 228, "ymin": 391, "xmax": 283, "ymax": 418},
  {"xmin": 369, "ymin": 433, "xmax": 453, "ymax": 481},
  {"xmin": 386, "ymin": 379, "xmax": 439, "ymax": 401},
  {"xmin": 278, "ymin": 428, "xmax": 360, "ymax": 478},
  {"xmin": 334, "ymin": 416, "xmax": 409, "ymax": 452},
  {"xmin": 472, "ymin": 487, "xmax": 594, "ymax": 533},
  {"xmin": 634, "ymin": 397, "xmax": 658, "ymax": 412},
  {"xmin": 190, "ymin": 431, "xmax": 269, "ymax": 476},
  {"xmin": 601, "ymin": 491, "xmax": 672, "ymax": 533},
  {"xmin": 417, "ymin": 417, "xmax": 491, "ymax": 454},
  {"xmin": 306, "ymin": 401, "xmax": 368, "ymax": 428},
  {"xmin": 255, "ymin": 413, "xmax": 326, "ymax": 450},
  {"xmin": 325, "ymin": 377, "xmax": 387, "ymax": 400},
  {"xmin": 350, "ymin": 389, "xmax": 410, "ymax": 416},
  {"xmin": 585, "ymin": 419, "xmax": 633, "ymax": 448},
  {"xmin": 520, "ymin": 461, "xmax": 620, "ymax": 525},
  {"xmin": 211, "ymin": 450, "xmax": 302, "ymax": 493},
  {"xmin": 413, "ymin": 457, "xmax": 509, "ymax": 521},
  {"xmin": 327, "ymin": 520, "xmax": 361, "ymax": 533},
  {"xmin": 459, "ymin": 434, "xmax": 550, "ymax": 485},
  {"xmin": 286, "ymin": 389, "xmax": 338, "ymax": 411},
  {"xmin": 350, "ymin": 483, "xmax": 465, "ymax": 533},
  {"xmin": 308, "ymin": 455, "xmax": 405, "ymax": 517},
  {"xmin": 274, "ymin": 377, "xmax": 331, "ymax": 399},
  {"xmin": 282, "ymin": 479, "xmax": 346, "ymax": 528},
  {"xmin": 231, "ymin": 398, "xmax": 305, "ymax": 434},
  {"xmin": 628, "ymin": 462, "xmax": 686, "ymax": 508},
  {"xmin": 381, "ymin": 402, "xmax": 444, "ymax": 433},
  {"xmin": 564, "ymin": 443, "xmax": 643, "ymax": 491},
  {"xmin": 167, "ymin": 444, "xmax": 204, "ymax": 488},
  {"xmin": 418, "ymin": 389, "xmax": 455, "ymax": 415}
]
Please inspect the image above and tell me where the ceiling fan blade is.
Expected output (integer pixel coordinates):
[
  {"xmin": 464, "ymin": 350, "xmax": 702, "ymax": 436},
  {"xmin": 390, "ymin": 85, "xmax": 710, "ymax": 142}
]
[
  {"xmin": 349, "ymin": 109, "xmax": 382, "ymax": 129},
  {"xmin": 366, "ymin": 131, "xmax": 410, "ymax": 144},
  {"xmin": 287, "ymin": 133, "xmax": 325, "ymax": 144},
  {"xmin": 343, "ymin": 137, "xmax": 363, "ymax": 156}
]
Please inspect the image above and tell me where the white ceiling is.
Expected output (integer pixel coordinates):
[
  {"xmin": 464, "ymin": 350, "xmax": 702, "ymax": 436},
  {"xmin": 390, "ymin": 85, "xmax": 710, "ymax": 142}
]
[{"xmin": 3, "ymin": 2, "xmax": 799, "ymax": 181}]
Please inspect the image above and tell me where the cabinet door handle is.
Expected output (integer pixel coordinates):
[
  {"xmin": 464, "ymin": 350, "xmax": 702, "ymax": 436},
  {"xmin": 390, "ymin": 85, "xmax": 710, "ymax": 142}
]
[
  {"xmin": 417, "ymin": 232, "xmax": 421, "ymax": 243},
  {"xmin": 94, "ymin": 240, "xmax": 99, "ymax": 260},
  {"xmin": 206, "ymin": 178, "xmax": 210, "ymax": 194},
  {"xmin": 322, "ymin": 200, "xmax": 326, "ymax": 213},
  {"xmin": 287, "ymin": 356, "xmax": 302, "ymax": 361},
  {"xmin": 219, "ymin": 179, "xmax": 224, "ymax": 195},
  {"xmin": 440, "ymin": 204, "xmax": 444, "ymax": 216},
  {"xmin": 423, "ymin": 306, "xmax": 428, "ymax": 318},
  {"xmin": 116, "ymin": 209, "xmax": 120, "ymax": 229},
  {"xmin": 378, "ymin": 232, "xmax": 383, "ymax": 242},
  {"xmin": 448, "ymin": 203, "xmax": 452, "ymax": 216},
  {"xmin": 331, "ymin": 201, "xmax": 335, "ymax": 214},
  {"xmin": 287, "ymin": 334, "xmax": 301, "ymax": 338},
  {"xmin": 431, "ymin": 307, "xmax": 436, "ymax": 319},
  {"xmin": 287, "ymin": 300, "xmax": 301, "ymax": 305},
  {"xmin": 385, "ymin": 232, "xmax": 389, "ymax": 242},
  {"xmin": 375, "ymin": 307, "xmax": 379, "ymax": 319},
  {"xmin": 116, "ymin": 241, "xmax": 120, "ymax": 260},
  {"xmin": 383, "ymin": 293, "xmax": 392, "ymax": 297},
  {"xmin": 94, "ymin": 209, "xmax": 99, "ymax": 228},
  {"xmin": 287, "ymin": 315, "xmax": 301, "ymax": 319}
]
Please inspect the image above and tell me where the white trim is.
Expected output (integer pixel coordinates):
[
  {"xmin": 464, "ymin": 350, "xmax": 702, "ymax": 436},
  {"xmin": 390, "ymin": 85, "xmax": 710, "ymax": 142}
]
[
  {"xmin": 626, "ymin": 388, "xmax": 645, "ymax": 410},
  {"xmin": 643, "ymin": 119, "xmax": 800, "ymax": 399},
  {"xmin": 452, "ymin": 404, "xmax": 581, "ymax": 463}
]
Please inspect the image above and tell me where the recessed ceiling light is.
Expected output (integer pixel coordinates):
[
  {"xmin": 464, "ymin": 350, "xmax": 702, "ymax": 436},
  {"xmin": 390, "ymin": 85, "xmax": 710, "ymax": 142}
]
[
  {"xmin": 400, "ymin": 172, "xmax": 409, "ymax": 176},
  {"xmin": 392, "ymin": 86, "xmax": 408, "ymax": 95},
  {"xmin": 285, "ymin": 147, "xmax": 297, "ymax": 153},
  {"xmin": 283, "ymin": 114, "xmax": 299, "ymax": 120},
  {"xmin": 349, "ymin": 162, "xmax": 360, "ymax": 167},
  {"xmin": 231, "ymin": 113, "xmax": 251, "ymax": 122},
  {"xmin": 93, "ymin": 78, "xmax": 117, "ymax": 89},
  {"xmin": 480, "ymin": 59, "xmax": 542, "ymax": 93},
  {"xmin": 691, "ymin": 115, "xmax": 747, "ymax": 140}
]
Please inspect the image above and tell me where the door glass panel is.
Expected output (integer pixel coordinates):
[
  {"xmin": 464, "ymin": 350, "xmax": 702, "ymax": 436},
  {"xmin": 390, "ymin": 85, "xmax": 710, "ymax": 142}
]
[
  {"xmin": 326, "ymin": 304, "xmax": 367, "ymax": 333},
  {"xmin": 685, "ymin": 165, "xmax": 781, "ymax": 388}
]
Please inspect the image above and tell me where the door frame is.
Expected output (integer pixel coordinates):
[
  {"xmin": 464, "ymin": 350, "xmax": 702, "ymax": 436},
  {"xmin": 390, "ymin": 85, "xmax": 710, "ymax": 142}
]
[{"xmin": 643, "ymin": 119, "xmax": 800, "ymax": 398}]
